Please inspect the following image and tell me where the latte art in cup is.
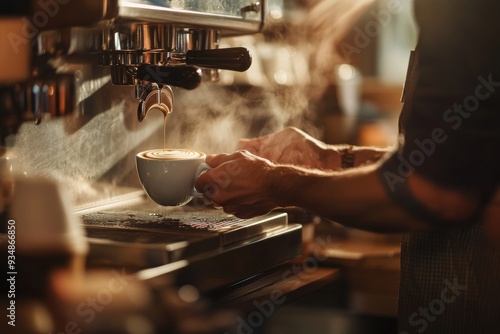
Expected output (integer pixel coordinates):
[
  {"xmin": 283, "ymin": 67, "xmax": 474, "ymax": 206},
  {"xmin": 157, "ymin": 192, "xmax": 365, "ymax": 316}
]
[
  {"xmin": 136, "ymin": 148, "xmax": 209, "ymax": 206},
  {"xmin": 139, "ymin": 149, "xmax": 205, "ymax": 160}
]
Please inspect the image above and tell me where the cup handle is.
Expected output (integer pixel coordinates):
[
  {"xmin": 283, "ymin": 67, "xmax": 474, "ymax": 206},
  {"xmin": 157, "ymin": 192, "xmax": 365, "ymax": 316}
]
[{"xmin": 192, "ymin": 162, "xmax": 211, "ymax": 197}]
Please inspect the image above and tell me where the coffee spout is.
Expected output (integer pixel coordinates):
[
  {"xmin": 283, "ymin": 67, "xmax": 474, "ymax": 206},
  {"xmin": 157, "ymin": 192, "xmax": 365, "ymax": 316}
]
[{"xmin": 136, "ymin": 84, "xmax": 174, "ymax": 122}]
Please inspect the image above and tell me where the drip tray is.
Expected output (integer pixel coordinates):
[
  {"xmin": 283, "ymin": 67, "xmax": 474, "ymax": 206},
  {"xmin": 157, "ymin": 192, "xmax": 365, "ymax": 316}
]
[{"xmin": 80, "ymin": 198, "xmax": 294, "ymax": 269}]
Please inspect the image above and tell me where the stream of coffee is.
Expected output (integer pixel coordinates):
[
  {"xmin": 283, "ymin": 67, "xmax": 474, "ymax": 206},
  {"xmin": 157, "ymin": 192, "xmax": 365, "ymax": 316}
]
[
  {"xmin": 163, "ymin": 113, "xmax": 167, "ymax": 150},
  {"xmin": 153, "ymin": 103, "xmax": 170, "ymax": 151}
]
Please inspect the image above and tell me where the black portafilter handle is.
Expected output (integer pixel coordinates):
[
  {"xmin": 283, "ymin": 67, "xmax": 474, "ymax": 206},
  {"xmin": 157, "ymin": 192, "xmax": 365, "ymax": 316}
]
[
  {"xmin": 136, "ymin": 65, "xmax": 202, "ymax": 90},
  {"xmin": 186, "ymin": 47, "xmax": 252, "ymax": 72}
]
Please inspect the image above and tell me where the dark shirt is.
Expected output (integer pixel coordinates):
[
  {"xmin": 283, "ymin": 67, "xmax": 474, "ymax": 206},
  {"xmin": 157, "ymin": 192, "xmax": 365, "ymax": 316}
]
[
  {"xmin": 408, "ymin": 0, "xmax": 500, "ymax": 193},
  {"xmin": 378, "ymin": 1, "xmax": 500, "ymax": 333},
  {"xmin": 380, "ymin": 0, "xmax": 500, "ymax": 212}
]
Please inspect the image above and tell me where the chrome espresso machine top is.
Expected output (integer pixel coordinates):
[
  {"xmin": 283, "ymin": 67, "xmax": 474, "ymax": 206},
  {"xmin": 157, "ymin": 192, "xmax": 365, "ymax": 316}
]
[{"xmin": 1, "ymin": 0, "xmax": 263, "ymax": 134}]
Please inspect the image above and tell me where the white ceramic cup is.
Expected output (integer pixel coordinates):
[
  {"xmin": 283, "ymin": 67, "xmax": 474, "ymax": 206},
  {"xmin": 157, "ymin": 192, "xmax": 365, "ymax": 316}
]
[{"xmin": 136, "ymin": 148, "xmax": 209, "ymax": 206}]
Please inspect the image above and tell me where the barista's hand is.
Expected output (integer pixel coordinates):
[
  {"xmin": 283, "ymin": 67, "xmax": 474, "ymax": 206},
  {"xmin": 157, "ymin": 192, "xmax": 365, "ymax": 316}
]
[
  {"xmin": 238, "ymin": 127, "xmax": 341, "ymax": 170},
  {"xmin": 195, "ymin": 151, "xmax": 280, "ymax": 218}
]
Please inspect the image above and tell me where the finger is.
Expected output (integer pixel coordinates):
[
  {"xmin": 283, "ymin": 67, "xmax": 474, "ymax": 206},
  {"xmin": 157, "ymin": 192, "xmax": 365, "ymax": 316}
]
[
  {"xmin": 195, "ymin": 167, "xmax": 237, "ymax": 204},
  {"xmin": 209, "ymin": 150, "xmax": 256, "ymax": 165},
  {"xmin": 195, "ymin": 162, "xmax": 227, "ymax": 192},
  {"xmin": 238, "ymin": 137, "xmax": 264, "ymax": 153},
  {"xmin": 196, "ymin": 176, "xmax": 222, "ymax": 203},
  {"xmin": 205, "ymin": 151, "xmax": 253, "ymax": 167},
  {"xmin": 194, "ymin": 169, "xmax": 211, "ymax": 193},
  {"xmin": 205, "ymin": 153, "xmax": 232, "ymax": 167}
]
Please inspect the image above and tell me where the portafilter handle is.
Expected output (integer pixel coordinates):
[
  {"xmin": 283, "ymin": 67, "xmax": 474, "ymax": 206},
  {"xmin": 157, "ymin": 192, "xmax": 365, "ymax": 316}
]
[{"xmin": 184, "ymin": 47, "xmax": 252, "ymax": 72}]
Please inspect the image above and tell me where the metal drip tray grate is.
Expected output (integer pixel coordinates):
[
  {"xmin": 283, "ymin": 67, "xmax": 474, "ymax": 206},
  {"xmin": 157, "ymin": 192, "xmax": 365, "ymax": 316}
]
[
  {"xmin": 80, "ymin": 198, "xmax": 289, "ymax": 268},
  {"xmin": 81, "ymin": 199, "xmax": 287, "ymax": 243},
  {"xmin": 83, "ymin": 209, "xmax": 247, "ymax": 233}
]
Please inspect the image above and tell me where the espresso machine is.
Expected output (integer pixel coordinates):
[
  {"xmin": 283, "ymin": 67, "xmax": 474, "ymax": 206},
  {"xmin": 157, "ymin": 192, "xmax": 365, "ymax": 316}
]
[{"xmin": 1, "ymin": 1, "xmax": 304, "ymax": 332}]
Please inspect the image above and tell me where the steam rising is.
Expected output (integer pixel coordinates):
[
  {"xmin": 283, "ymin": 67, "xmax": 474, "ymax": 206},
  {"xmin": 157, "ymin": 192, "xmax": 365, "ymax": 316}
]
[
  {"xmin": 11, "ymin": 97, "xmax": 161, "ymax": 202},
  {"xmin": 307, "ymin": 0, "xmax": 375, "ymax": 81},
  {"xmin": 161, "ymin": 82, "xmax": 316, "ymax": 154}
]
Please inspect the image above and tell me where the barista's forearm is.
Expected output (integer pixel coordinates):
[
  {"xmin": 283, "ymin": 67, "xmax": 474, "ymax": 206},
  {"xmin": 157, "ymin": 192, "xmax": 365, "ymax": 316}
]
[{"xmin": 270, "ymin": 163, "xmax": 430, "ymax": 233}]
